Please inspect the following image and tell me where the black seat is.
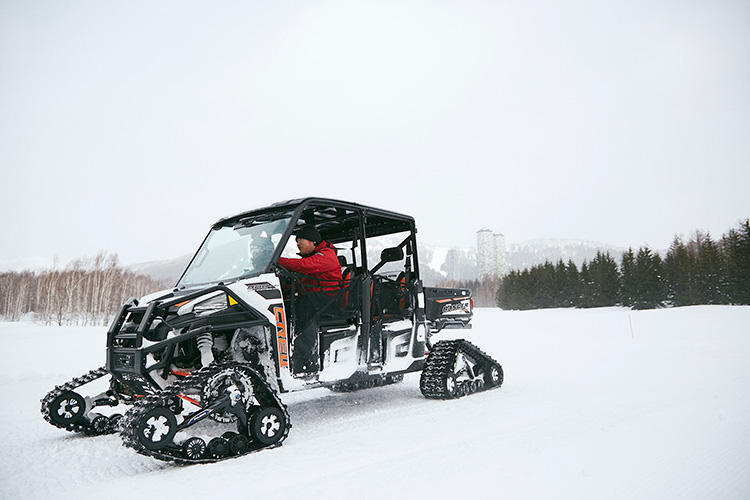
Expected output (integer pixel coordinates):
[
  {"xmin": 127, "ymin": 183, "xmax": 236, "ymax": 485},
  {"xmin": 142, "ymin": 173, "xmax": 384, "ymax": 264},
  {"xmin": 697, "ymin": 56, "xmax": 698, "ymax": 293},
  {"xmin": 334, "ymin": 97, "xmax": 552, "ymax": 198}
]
[{"xmin": 318, "ymin": 264, "xmax": 359, "ymax": 327}]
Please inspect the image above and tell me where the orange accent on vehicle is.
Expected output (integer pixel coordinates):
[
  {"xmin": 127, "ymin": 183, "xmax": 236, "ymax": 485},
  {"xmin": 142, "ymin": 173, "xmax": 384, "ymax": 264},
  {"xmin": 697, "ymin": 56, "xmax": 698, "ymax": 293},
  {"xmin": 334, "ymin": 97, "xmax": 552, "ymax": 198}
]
[
  {"xmin": 177, "ymin": 394, "xmax": 202, "ymax": 407},
  {"xmin": 135, "ymin": 394, "xmax": 145, "ymax": 398},
  {"xmin": 436, "ymin": 298, "xmax": 452, "ymax": 303},
  {"xmin": 170, "ymin": 370, "xmax": 191, "ymax": 377},
  {"xmin": 340, "ymin": 269, "xmax": 352, "ymax": 308},
  {"xmin": 173, "ymin": 300, "xmax": 190, "ymax": 307},
  {"xmin": 273, "ymin": 306, "xmax": 289, "ymax": 369},
  {"xmin": 398, "ymin": 275, "xmax": 407, "ymax": 311}
]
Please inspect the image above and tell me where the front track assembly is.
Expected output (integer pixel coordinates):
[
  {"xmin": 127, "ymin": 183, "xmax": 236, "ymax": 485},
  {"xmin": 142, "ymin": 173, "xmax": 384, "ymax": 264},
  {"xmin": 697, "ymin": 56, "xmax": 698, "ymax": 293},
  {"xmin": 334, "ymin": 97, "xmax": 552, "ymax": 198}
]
[
  {"xmin": 119, "ymin": 361, "xmax": 290, "ymax": 464},
  {"xmin": 41, "ymin": 367, "xmax": 125, "ymax": 436},
  {"xmin": 420, "ymin": 340, "xmax": 503, "ymax": 399}
]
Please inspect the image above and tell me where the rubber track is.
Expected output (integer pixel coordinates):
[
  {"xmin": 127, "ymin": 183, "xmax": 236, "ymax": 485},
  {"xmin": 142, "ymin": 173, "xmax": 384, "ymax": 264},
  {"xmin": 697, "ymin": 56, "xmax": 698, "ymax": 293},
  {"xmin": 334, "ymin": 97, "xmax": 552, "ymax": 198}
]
[
  {"xmin": 420, "ymin": 340, "xmax": 503, "ymax": 399},
  {"xmin": 119, "ymin": 361, "xmax": 291, "ymax": 465},
  {"xmin": 40, "ymin": 367, "xmax": 113, "ymax": 435}
]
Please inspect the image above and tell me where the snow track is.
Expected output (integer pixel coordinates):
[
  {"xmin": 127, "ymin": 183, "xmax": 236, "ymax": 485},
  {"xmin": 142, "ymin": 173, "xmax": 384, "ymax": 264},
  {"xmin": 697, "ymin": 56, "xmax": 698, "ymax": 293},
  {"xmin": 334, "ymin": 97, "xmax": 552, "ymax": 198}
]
[{"xmin": 1, "ymin": 306, "xmax": 749, "ymax": 500}]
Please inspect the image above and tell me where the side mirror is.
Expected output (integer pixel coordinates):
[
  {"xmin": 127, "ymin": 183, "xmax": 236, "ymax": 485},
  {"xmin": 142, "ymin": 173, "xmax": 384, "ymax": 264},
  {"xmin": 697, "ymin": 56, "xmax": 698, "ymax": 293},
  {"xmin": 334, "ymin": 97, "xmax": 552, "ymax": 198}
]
[{"xmin": 380, "ymin": 247, "xmax": 404, "ymax": 263}]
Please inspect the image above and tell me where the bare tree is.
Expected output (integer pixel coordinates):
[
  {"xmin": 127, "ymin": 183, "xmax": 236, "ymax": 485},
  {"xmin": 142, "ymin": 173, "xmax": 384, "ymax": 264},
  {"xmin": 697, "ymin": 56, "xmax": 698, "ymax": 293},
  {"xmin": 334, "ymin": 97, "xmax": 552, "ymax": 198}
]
[{"xmin": 0, "ymin": 252, "xmax": 169, "ymax": 325}]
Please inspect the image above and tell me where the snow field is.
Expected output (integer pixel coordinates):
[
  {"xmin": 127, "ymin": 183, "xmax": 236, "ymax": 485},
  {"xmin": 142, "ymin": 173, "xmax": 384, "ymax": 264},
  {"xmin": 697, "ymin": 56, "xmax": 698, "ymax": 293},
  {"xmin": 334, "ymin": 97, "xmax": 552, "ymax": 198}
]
[{"xmin": 0, "ymin": 306, "xmax": 748, "ymax": 500}]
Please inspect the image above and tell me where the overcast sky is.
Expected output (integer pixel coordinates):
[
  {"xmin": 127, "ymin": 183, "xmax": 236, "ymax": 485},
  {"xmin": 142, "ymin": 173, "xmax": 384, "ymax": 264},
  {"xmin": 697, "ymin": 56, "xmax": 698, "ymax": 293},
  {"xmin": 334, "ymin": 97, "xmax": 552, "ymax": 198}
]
[{"xmin": 1, "ymin": 0, "xmax": 748, "ymax": 268}]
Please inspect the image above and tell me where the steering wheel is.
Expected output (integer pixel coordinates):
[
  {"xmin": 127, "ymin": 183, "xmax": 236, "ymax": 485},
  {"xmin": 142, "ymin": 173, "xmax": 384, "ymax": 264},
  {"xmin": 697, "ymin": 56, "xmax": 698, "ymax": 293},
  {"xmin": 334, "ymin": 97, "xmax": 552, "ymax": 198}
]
[{"xmin": 273, "ymin": 266, "xmax": 312, "ymax": 296}]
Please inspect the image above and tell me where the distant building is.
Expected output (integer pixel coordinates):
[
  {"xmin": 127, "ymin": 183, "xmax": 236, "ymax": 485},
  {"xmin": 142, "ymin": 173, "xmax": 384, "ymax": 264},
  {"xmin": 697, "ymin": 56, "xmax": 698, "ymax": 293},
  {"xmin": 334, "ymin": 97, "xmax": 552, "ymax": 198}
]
[
  {"xmin": 477, "ymin": 229, "xmax": 508, "ymax": 278},
  {"xmin": 494, "ymin": 233, "xmax": 508, "ymax": 276},
  {"xmin": 477, "ymin": 229, "xmax": 495, "ymax": 277}
]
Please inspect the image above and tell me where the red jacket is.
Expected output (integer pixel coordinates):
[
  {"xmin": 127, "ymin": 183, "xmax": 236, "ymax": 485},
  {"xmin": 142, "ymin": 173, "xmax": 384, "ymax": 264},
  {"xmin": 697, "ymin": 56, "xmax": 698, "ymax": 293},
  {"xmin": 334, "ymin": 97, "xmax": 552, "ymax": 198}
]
[{"xmin": 277, "ymin": 241, "xmax": 343, "ymax": 292}]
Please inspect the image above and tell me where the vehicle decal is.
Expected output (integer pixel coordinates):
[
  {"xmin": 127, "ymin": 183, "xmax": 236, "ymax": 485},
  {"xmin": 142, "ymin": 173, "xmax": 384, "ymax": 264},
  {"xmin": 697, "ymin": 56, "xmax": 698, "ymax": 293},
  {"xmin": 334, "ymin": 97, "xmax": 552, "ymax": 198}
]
[
  {"xmin": 256, "ymin": 289, "xmax": 282, "ymax": 300},
  {"xmin": 436, "ymin": 297, "xmax": 467, "ymax": 304},
  {"xmin": 246, "ymin": 282, "xmax": 276, "ymax": 291},
  {"xmin": 273, "ymin": 306, "xmax": 289, "ymax": 369},
  {"xmin": 187, "ymin": 408, "xmax": 213, "ymax": 426},
  {"xmin": 441, "ymin": 301, "xmax": 471, "ymax": 314}
]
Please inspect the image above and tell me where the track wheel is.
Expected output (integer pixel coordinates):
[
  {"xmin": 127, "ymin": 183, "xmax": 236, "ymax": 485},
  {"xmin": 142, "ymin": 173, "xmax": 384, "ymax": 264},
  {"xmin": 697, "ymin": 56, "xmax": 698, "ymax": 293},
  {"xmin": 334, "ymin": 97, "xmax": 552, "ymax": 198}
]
[
  {"xmin": 90, "ymin": 414, "xmax": 111, "ymax": 434},
  {"xmin": 249, "ymin": 407, "xmax": 287, "ymax": 446},
  {"xmin": 228, "ymin": 434, "xmax": 250, "ymax": 455},
  {"xmin": 137, "ymin": 407, "xmax": 178, "ymax": 451},
  {"xmin": 49, "ymin": 391, "xmax": 86, "ymax": 426},
  {"xmin": 182, "ymin": 437, "xmax": 207, "ymax": 460},
  {"xmin": 108, "ymin": 413, "xmax": 123, "ymax": 431},
  {"xmin": 207, "ymin": 437, "xmax": 229, "ymax": 458},
  {"xmin": 484, "ymin": 365, "xmax": 504, "ymax": 388},
  {"xmin": 444, "ymin": 374, "xmax": 458, "ymax": 399},
  {"xmin": 458, "ymin": 383, "xmax": 470, "ymax": 397}
]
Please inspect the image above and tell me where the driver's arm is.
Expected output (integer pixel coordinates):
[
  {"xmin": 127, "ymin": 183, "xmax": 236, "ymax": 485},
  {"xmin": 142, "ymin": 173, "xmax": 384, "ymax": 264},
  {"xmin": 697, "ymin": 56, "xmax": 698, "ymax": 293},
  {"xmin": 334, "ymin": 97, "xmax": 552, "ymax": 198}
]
[{"xmin": 277, "ymin": 252, "xmax": 338, "ymax": 275}]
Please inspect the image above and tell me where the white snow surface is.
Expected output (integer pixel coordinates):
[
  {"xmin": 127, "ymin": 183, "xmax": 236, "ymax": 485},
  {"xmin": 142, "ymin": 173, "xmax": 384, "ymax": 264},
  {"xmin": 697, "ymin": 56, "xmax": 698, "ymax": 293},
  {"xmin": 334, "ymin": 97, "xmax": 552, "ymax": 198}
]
[{"xmin": 1, "ymin": 306, "xmax": 749, "ymax": 500}]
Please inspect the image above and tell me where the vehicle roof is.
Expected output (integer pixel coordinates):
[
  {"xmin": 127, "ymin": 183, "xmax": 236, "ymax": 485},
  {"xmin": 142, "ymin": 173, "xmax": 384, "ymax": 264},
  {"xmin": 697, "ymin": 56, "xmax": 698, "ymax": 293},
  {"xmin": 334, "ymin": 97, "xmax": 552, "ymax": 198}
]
[{"xmin": 215, "ymin": 197, "xmax": 415, "ymax": 227}]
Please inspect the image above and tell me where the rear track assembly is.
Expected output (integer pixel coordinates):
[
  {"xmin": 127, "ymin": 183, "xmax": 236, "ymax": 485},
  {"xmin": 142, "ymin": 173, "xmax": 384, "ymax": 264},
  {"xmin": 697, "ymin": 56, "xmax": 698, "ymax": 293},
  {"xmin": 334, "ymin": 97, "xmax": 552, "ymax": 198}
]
[{"xmin": 420, "ymin": 340, "xmax": 503, "ymax": 399}]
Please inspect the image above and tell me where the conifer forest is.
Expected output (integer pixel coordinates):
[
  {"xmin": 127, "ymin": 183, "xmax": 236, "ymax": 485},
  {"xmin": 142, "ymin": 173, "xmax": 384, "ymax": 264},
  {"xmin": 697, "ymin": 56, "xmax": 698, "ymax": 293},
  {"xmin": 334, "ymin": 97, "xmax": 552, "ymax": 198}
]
[{"xmin": 493, "ymin": 219, "xmax": 750, "ymax": 310}]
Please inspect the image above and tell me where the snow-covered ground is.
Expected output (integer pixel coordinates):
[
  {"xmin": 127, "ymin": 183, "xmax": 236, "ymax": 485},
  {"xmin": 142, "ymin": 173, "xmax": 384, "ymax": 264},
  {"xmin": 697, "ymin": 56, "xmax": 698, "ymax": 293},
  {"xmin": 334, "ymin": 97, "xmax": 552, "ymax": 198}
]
[{"xmin": 1, "ymin": 306, "xmax": 749, "ymax": 500}]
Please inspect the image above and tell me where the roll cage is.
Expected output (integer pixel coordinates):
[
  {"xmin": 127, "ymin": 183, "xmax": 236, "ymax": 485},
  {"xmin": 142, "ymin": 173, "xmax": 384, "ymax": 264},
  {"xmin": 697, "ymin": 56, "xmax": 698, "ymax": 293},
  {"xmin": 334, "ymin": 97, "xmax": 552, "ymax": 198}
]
[
  {"xmin": 180, "ymin": 198, "xmax": 422, "ymax": 286},
  {"xmin": 264, "ymin": 199, "xmax": 423, "ymax": 328}
]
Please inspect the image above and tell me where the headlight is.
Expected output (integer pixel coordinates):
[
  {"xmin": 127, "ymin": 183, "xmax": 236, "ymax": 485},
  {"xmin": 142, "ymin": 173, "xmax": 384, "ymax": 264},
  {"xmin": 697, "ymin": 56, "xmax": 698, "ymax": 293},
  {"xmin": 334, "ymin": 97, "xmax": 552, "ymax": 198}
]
[{"xmin": 193, "ymin": 294, "xmax": 230, "ymax": 314}]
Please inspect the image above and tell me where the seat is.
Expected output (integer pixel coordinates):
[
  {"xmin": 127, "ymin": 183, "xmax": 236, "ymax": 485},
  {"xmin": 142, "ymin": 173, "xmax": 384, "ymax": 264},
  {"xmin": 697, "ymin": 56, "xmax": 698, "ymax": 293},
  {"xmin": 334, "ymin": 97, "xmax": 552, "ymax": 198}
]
[
  {"xmin": 377, "ymin": 271, "xmax": 410, "ymax": 319},
  {"xmin": 340, "ymin": 265, "xmax": 354, "ymax": 309},
  {"xmin": 318, "ymin": 263, "xmax": 359, "ymax": 326}
]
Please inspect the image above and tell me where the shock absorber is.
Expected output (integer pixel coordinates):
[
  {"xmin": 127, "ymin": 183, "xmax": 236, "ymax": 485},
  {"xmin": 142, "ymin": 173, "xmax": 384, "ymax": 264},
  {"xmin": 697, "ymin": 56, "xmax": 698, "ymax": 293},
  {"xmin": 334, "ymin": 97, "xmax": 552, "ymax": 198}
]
[{"xmin": 196, "ymin": 332, "xmax": 214, "ymax": 367}]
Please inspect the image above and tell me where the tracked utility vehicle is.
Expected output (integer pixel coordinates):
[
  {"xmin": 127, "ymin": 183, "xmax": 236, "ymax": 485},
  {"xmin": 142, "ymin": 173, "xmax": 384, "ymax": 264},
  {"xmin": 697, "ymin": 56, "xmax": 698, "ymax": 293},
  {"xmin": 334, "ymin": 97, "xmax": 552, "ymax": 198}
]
[{"xmin": 42, "ymin": 198, "xmax": 503, "ymax": 464}]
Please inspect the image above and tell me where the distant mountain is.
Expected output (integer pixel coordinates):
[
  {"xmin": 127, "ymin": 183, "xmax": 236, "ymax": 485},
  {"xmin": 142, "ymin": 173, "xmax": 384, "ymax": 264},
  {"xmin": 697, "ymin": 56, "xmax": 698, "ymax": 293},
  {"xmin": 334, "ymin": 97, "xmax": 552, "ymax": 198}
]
[
  {"xmin": 508, "ymin": 238, "xmax": 628, "ymax": 271},
  {"xmin": 422, "ymin": 246, "xmax": 477, "ymax": 282},
  {"xmin": 417, "ymin": 245, "xmax": 474, "ymax": 286},
  {"xmin": 0, "ymin": 256, "xmax": 54, "ymax": 273},
  {"xmin": 128, "ymin": 254, "xmax": 192, "ymax": 285}
]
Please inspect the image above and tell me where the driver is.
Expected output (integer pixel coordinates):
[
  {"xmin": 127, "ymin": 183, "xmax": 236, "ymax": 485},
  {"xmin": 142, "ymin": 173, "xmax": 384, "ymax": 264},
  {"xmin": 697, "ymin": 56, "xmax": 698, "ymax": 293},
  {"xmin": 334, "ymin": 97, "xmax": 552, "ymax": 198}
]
[
  {"xmin": 277, "ymin": 226, "xmax": 341, "ymax": 291},
  {"xmin": 277, "ymin": 226, "xmax": 342, "ymax": 374}
]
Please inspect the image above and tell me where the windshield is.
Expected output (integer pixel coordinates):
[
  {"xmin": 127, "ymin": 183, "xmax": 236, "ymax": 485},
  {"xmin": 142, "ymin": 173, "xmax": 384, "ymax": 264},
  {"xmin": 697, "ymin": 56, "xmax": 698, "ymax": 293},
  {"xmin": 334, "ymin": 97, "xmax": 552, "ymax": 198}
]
[{"xmin": 177, "ymin": 216, "xmax": 292, "ymax": 287}]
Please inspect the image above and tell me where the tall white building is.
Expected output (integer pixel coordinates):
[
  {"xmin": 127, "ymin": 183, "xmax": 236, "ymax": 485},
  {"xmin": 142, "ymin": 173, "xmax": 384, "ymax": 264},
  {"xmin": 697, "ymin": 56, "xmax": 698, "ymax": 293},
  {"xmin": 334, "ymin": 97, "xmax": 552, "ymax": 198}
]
[
  {"xmin": 494, "ymin": 232, "xmax": 508, "ymax": 276},
  {"xmin": 477, "ymin": 229, "xmax": 508, "ymax": 277}
]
